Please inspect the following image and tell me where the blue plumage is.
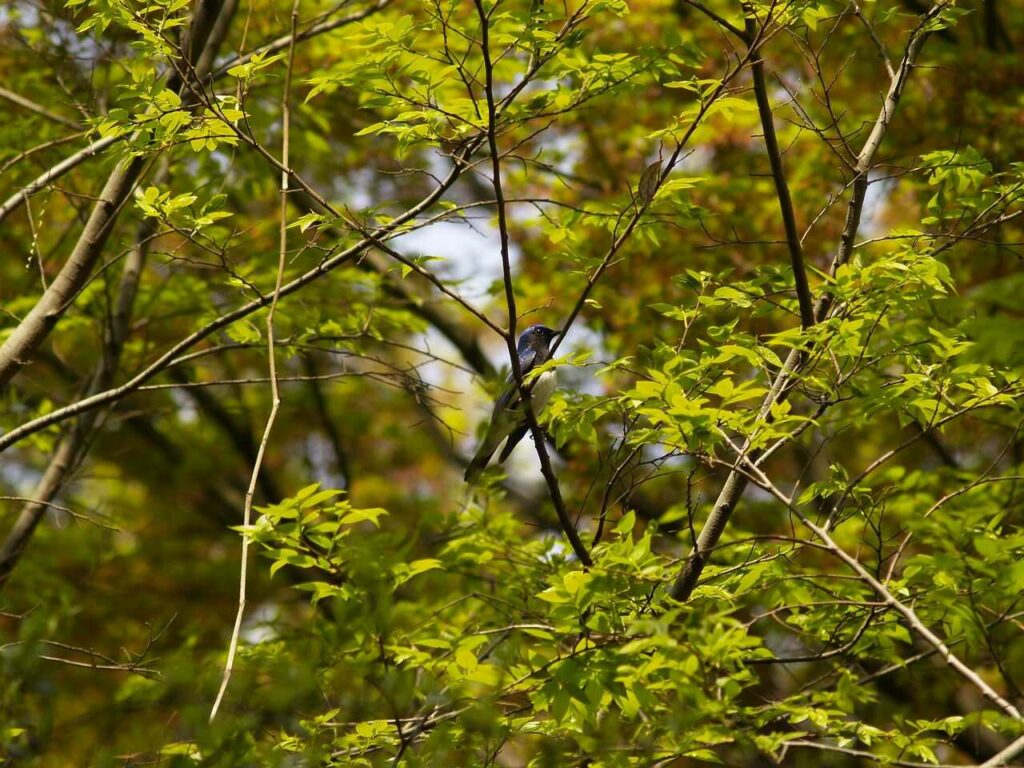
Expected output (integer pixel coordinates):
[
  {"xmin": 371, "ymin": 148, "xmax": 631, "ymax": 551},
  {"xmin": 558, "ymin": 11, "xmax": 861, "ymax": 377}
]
[{"xmin": 464, "ymin": 325, "xmax": 560, "ymax": 483}]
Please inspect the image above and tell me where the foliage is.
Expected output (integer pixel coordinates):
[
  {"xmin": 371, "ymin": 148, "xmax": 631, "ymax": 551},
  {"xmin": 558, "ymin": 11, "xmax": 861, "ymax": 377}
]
[{"xmin": 1, "ymin": 0, "xmax": 1023, "ymax": 765}]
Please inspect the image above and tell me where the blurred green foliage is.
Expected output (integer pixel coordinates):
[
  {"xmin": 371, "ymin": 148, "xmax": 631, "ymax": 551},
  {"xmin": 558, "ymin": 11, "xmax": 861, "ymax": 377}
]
[{"xmin": 1, "ymin": 0, "xmax": 1023, "ymax": 765}]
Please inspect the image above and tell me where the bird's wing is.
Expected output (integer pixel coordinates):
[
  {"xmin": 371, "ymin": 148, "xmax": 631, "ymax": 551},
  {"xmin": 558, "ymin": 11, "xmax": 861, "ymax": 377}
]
[
  {"xmin": 497, "ymin": 424, "xmax": 529, "ymax": 463},
  {"xmin": 519, "ymin": 345, "xmax": 540, "ymax": 375},
  {"xmin": 494, "ymin": 347, "xmax": 539, "ymax": 412},
  {"xmin": 497, "ymin": 369, "xmax": 556, "ymax": 464}
]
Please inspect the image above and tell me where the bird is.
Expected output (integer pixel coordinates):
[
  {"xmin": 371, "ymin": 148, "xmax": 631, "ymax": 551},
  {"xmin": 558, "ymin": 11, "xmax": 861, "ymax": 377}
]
[{"xmin": 464, "ymin": 325, "xmax": 561, "ymax": 484}]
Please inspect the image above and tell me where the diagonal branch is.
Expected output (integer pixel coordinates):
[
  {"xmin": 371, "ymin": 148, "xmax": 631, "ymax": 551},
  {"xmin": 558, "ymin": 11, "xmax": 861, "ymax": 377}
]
[
  {"xmin": 290, "ymin": 190, "xmax": 496, "ymax": 378},
  {"xmin": 980, "ymin": 734, "xmax": 1024, "ymax": 768},
  {"xmin": 0, "ymin": 137, "xmax": 120, "ymax": 227},
  {"xmin": 743, "ymin": 4, "xmax": 815, "ymax": 329},
  {"xmin": 0, "ymin": 143, "xmax": 471, "ymax": 455},
  {"xmin": 473, "ymin": 0, "xmax": 591, "ymax": 567},
  {"xmin": 740, "ymin": 458, "xmax": 1022, "ymax": 722},
  {"xmin": 669, "ymin": 2, "xmax": 948, "ymax": 601},
  {"xmin": 0, "ymin": 85, "xmax": 83, "ymax": 130},
  {"xmin": 680, "ymin": 0, "xmax": 745, "ymax": 38},
  {"xmin": 0, "ymin": 0, "xmax": 228, "ymax": 392},
  {"xmin": 209, "ymin": 0, "xmax": 394, "ymax": 79}
]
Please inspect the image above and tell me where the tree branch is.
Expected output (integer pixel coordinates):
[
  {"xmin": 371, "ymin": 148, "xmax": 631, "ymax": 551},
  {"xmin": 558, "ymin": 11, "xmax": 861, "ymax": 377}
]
[
  {"xmin": 679, "ymin": 0, "xmax": 744, "ymax": 39},
  {"xmin": 746, "ymin": 463, "xmax": 1023, "ymax": 721},
  {"xmin": 208, "ymin": 0, "xmax": 298, "ymax": 721},
  {"xmin": 744, "ymin": 4, "xmax": 815, "ymax": 329},
  {"xmin": 473, "ymin": 0, "xmax": 591, "ymax": 567},
  {"xmin": 0, "ymin": 0, "xmax": 228, "ymax": 392},
  {"xmin": 980, "ymin": 734, "xmax": 1024, "ymax": 767},
  {"xmin": 168, "ymin": 368, "xmax": 283, "ymax": 502},
  {"xmin": 0, "ymin": 85, "xmax": 83, "ymax": 130},
  {"xmin": 290, "ymin": 190, "xmax": 496, "ymax": 378},
  {"xmin": 0, "ymin": 0, "xmax": 390, "ymax": 228},
  {"xmin": 0, "ymin": 139, "xmax": 471, "ymax": 455},
  {"xmin": 0, "ymin": 212, "xmax": 158, "ymax": 587},
  {"xmin": 669, "ymin": 3, "xmax": 948, "ymax": 601}
]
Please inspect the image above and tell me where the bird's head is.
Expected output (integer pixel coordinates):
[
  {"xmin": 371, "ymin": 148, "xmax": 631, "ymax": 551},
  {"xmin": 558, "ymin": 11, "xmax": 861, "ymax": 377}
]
[{"xmin": 517, "ymin": 325, "xmax": 560, "ymax": 355}]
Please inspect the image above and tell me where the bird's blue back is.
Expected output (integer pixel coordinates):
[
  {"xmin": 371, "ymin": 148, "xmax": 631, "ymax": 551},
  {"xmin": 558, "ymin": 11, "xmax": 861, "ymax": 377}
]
[{"xmin": 495, "ymin": 326, "xmax": 552, "ymax": 411}]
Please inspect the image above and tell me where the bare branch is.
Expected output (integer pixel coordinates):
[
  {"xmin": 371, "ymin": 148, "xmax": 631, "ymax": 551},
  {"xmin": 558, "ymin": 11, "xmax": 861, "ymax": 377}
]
[
  {"xmin": 669, "ymin": 2, "xmax": 950, "ymax": 601},
  {"xmin": 210, "ymin": 0, "xmax": 297, "ymax": 719},
  {"xmin": 743, "ymin": 4, "xmax": 815, "ymax": 329},
  {"xmin": 473, "ymin": 0, "xmax": 591, "ymax": 567},
  {"xmin": 0, "ymin": 85, "xmax": 83, "ymax": 130},
  {"xmin": 679, "ymin": 0, "xmax": 744, "ymax": 39}
]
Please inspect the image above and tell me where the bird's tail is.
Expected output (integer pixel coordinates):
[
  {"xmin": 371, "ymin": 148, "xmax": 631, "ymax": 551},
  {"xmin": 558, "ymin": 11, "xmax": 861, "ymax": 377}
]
[
  {"xmin": 464, "ymin": 431, "xmax": 505, "ymax": 484},
  {"xmin": 497, "ymin": 424, "xmax": 529, "ymax": 464},
  {"xmin": 464, "ymin": 447, "xmax": 496, "ymax": 484}
]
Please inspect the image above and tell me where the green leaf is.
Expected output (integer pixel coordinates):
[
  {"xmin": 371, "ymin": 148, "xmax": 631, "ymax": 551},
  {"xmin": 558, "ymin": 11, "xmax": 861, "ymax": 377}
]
[
  {"xmin": 338, "ymin": 507, "xmax": 388, "ymax": 526},
  {"xmin": 407, "ymin": 558, "xmax": 443, "ymax": 577}
]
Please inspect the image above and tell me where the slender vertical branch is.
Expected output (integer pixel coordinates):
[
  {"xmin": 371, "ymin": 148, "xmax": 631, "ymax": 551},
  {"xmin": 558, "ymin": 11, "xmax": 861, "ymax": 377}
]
[
  {"xmin": 743, "ymin": 4, "xmax": 815, "ymax": 329},
  {"xmin": 474, "ymin": 0, "xmax": 518, "ymax": 345},
  {"xmin": 669, "ymin": 3, "xmax": 947, "ymax": 601},
  {"xmin": 208, "ymin": 0, "xmax": 299, "ymax": 722},
  {"xmin": 473, "ymin": 0, "xmax": 591, "ymax": 566},
  {"xmin": 169, "ymin": 367, "xmax": 283, "ymax": 502}
]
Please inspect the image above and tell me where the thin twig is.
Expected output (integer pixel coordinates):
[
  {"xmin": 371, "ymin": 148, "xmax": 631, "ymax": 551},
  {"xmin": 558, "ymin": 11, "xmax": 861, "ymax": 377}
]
[
  {"xmin": 743, "ymin": 2, "xmax": 815, "ymax": 329},
  {"xmin": 472, "ymin": 0, "xmax": 592, "ymax": 567},
  {"xmin": 679, "ymin": 0, "xmax": 744, "ymax": 38},
  {"xmin": 851, "ymin": 0, "xmax": 896, "ymax": 78},
  {"xmin": 0, "ymin": 85, "xmax": 83, "ymax": 129},
  {"xmin": 669, "ymin": 3, "xmax": 948, "ymax": 601},
  {"xmin": 208, "ymin": 0, "xmax": 299, "ymax": 722}
]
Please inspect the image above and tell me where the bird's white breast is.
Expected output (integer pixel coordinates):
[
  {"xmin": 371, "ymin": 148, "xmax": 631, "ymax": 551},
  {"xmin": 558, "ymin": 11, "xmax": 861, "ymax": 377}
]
[{"xmin": 530, "ymin": 369, "xmax": 556, "ymax": 412}]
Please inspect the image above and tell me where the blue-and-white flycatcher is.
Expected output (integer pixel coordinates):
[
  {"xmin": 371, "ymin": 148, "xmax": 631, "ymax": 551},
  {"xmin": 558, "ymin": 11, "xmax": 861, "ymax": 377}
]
[{"xmin": 464, "ymin": 325, "xmax": 560, "ymax": 483}]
